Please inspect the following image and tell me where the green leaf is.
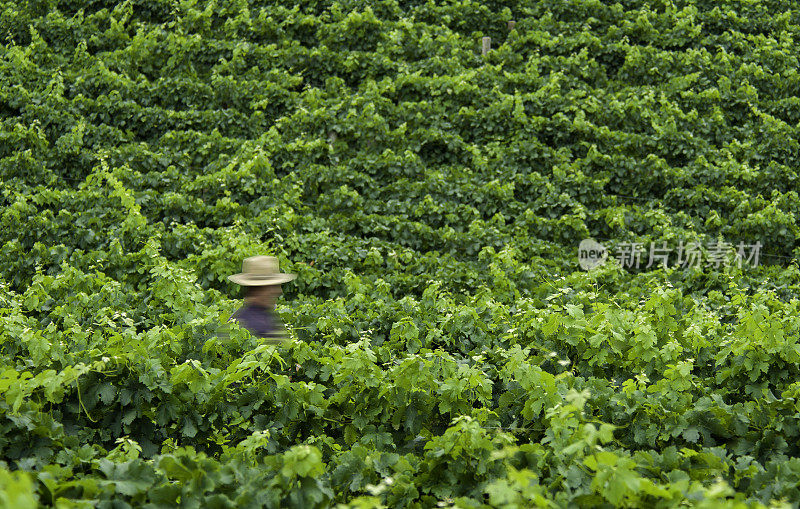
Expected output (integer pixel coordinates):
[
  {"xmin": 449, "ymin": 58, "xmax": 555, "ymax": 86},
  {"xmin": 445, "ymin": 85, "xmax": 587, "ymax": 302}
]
[{"xmin": 682, "ymin": 427, "xmax": 700, "ymax": 443}]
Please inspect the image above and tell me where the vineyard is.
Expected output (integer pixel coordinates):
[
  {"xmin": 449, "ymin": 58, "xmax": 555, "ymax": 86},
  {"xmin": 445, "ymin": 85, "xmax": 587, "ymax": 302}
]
[{"xmin": 2, "ymin": 0, "xmax": 800, "ymax": 506}]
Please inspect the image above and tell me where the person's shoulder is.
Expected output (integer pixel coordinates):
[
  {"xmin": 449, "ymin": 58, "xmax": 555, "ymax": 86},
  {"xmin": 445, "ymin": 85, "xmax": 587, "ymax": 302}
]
[
  {"xmin": 229, "ymin": 305, "xmax": 250, "ymax": 321},
  {"xmin": 231, "ymin": 304, "xmax": 274, "ymax": 324}
]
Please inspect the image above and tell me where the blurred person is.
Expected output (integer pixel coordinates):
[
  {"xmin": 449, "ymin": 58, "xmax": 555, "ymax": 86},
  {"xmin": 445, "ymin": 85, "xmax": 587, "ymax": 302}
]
[{"xmin": 228, "ymin": 255, "xmax": 296, "ymax": 343}]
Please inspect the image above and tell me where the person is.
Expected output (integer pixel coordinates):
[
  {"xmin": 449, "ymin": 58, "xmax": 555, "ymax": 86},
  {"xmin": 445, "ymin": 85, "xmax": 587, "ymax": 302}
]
[{"xmin": 228, "ymin": 255, "xmax": 296, "ymax": 343}]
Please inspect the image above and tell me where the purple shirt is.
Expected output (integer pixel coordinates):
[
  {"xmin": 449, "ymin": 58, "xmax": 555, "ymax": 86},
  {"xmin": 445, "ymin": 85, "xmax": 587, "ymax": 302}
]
[{"xmin": 231, "ymin": 305, "xmax": 280, "ymax": 339}]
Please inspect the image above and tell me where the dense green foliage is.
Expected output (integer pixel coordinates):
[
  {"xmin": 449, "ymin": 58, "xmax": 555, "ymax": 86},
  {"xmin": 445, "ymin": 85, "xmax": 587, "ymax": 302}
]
[{"xmin": 2, "ymin": 0, "xmax": 800, "ymax": 506}]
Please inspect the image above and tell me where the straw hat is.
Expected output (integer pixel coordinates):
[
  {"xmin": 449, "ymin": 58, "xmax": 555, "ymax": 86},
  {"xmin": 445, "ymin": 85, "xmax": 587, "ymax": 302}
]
[{"xmin": 228, "ymin": 256, "xmax": 297, "ymax": 286}]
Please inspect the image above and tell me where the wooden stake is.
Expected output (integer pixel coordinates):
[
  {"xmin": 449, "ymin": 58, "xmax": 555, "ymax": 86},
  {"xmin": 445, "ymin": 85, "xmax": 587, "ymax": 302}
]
[
  {"xmin": 481, "ymin": 36, "xmax": 491, "ymax": 55},
  {"xmin": 507, "ymin": 20, "xmax": 516, "ymax": 30}
]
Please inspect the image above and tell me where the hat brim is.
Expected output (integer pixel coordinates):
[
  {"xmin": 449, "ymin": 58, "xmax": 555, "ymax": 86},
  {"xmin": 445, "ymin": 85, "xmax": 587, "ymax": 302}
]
[{"xmin": 228, "ymin": 273, "xmax": 296, "ymax": 286}]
